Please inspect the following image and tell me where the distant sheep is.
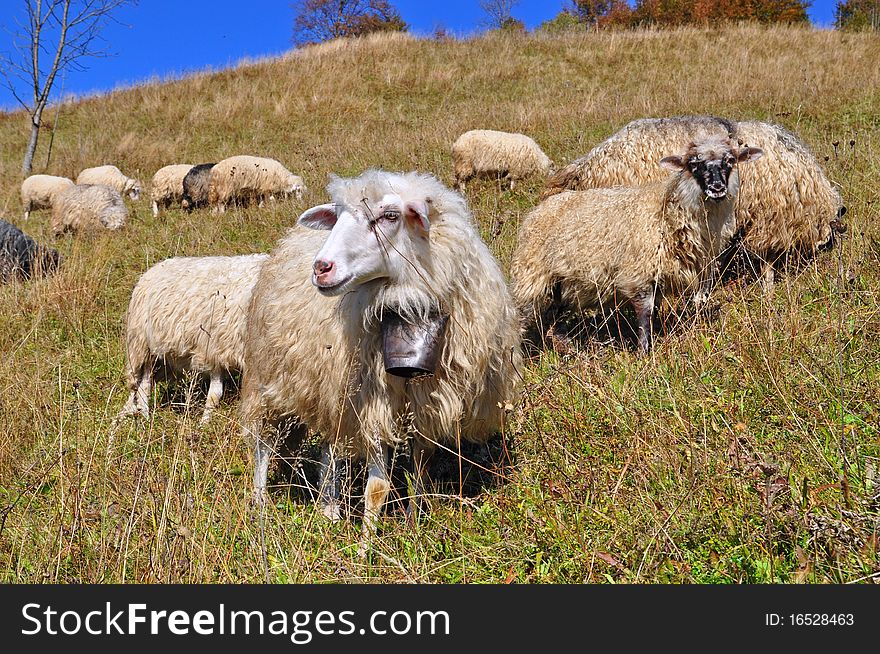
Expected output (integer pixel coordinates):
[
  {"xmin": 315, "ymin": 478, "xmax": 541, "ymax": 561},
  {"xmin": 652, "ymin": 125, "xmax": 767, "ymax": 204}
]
[
  {"xmin": 240, "ymin": 170, "xmax": 522, "ymax": 553},
  {"xmin": 20, "ymin": 174, "xmax": 75, "ymax": 221},
  {"xmin": 452, "ymin": 129, "xmax": 553, "ymax": 191},
  {"xmin": 543, "ymin": 116, "xmax": 845, "ymax": 286},
  {"xmin": 76, "ymin": 165, "xmax": 142, "ymax": 201},
  {"xmin": 0, "ymin": 219, "xmax": 61, "ymax": 283},
  {"xmin": 208, "ymin": 156, "xmax": 305, "ymax": 213},
  {"xmin": 118, "ymin": 254, "xmax": 269, "ymax": 425},
  {"xmin": 181, "ymin": 163, "xmax": 216, "ymax": 211},
  {"xmin": 150, "ymin": 164, "xmax": 193, "ymax": 216},
  {"xmin": 51, "ymin": 184, "xmax": 129, "ymax": 235},
  {"xmin": 511, "ymin": 136, "xmax": 763, "ymax": 352}
]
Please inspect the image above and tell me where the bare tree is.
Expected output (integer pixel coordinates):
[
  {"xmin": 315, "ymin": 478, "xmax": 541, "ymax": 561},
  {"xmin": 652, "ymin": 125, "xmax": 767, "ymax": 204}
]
[
  {"xmin": 479, "ymin": 0, "xmax": 522, "ymax": 28},
  {"xmin": 1, "ymin": 0, "xmax": 135, "ymax": 176},
  {"xmin": 291, "ymin": 0, "xmax": 407, "ymax": 47}
]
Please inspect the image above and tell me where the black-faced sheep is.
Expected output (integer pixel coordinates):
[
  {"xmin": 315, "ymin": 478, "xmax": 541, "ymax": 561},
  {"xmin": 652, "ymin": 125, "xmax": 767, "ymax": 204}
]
[
  {"xmin": 51, "ymin": 184, "xmax": 129, "ymax": 235},
  {"xmin": 0, "ymin": 219, "xmax": 62, "ymax": 283},
  {"xmin": 76, "ymin": 165, "xmax": 142, "ymax": 201},
  {"xmin": 208, "ymin": 156, "xmax": 305, "ymax": 214},
  {"xmin": 511, "ymin": 136, "xmax": 763, "ymax": 353},
  {"xmin": 20, "ymin": 174, "xmax": 75, "ymax": 221},
  {"xmin": 150, "ymin": 164, "xmax": 193, "ymax": 217},
  {"xmin": 240, "ymin": 170, "xmax": 522, "ymax": 553},
  {"xmin": 118, "ymin": 254, "xmax": 269, "ymax": 425},
  {"xmin": 181, "ymin": 163, "xmax": 216, "ymax": 211},
  {"xmin": 543, "ymin": 116, "xmax": 845, "ymax": 287},
  {"xmin": 452, "ymin": 129, "xmax": 553, "ymax": 191}
]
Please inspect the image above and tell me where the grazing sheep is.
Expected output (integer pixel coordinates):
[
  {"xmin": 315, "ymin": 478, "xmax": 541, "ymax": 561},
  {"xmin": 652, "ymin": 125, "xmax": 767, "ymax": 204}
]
[
  {"xmin": 452, "ymin": 129, "xmax": 553, "ymax": 191},
  {"xmin": 51, "ymin": 184, "xmax": 129, "ymax": 235},
  {"xmin": 150, "ymin": 164, "xmax": 193, "ymax": 217},
  {"xmin": 240, "ymin": 169, "xmax": 522, "ymax": 553},
  {"xmin": 118, "ymin": 254, "xmax": 269, "ymax": 425},
  {"xmin": 511, "ymin": 136, "xmax": 763, "ymax": 353},
  {"xmin": 20, "ymin": 174, "xmax": 75, "ymax": 221},
  {"xmin": 181, "ymin": 163, "xmax": 216, "ymax": 211},
  {"xmin": 208, "ymin": 155, "xmax": 305, "ymax": 213},
  {"xmin": 543, "ymin": 116, "xmax": 845, "ymax": 286},
  {"xmin": 0, "ymin": 219, "xmax": 61, "ymax": 283},
  {"xmin": 76, "ymin": 165, "xmax": 142, "ymax": 201}
]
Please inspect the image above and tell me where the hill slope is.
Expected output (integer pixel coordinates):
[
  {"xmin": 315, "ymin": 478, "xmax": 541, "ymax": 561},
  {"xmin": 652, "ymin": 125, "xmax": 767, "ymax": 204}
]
[{"xmin": 0, "ymin": 25, "xmax": 878, "ymax": 583}]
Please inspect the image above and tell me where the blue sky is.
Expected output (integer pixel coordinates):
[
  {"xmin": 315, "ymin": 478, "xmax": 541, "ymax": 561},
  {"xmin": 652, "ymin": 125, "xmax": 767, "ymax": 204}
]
[{"xmin": 0, "ymin": 0, "xmax": 839, "ymax": 111}]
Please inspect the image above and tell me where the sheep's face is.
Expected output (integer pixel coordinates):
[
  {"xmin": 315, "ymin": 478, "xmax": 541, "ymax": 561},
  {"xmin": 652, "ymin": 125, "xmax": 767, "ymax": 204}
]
[
  {"xmin": 127, "ymin": 182, "xmax": 142, "ymax": 201},
  {"xmin": 299, "ymin": 193, "xmax": 430, "ymax": 297},
  {"xmin": 285, "ymin": 175, "xmax": 306, "ymax": 201},
  {"xmin": 661, "ymin": 140, "xmax": 763, "ymax": 203}
]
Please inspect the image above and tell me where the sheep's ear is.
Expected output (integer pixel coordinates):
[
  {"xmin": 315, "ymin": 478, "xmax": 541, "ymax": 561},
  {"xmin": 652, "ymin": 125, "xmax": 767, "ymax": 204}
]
[
  {"xmin": 660, "ymin": 155, "xmax": 686, "ymax": 171},
  {"xmin": 404, "ymin": 199, "xmax": 430, "ymax": 233},
  {"xmin": 298, "ymin": 203, "xmax": 337, "ymax": 230},
  {"xmin": 737, "ymin": 147, "xmax": 763, "ymax": 163}
]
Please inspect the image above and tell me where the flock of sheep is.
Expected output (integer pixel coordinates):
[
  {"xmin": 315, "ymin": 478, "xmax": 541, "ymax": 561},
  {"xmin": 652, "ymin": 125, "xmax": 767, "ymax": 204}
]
[{"xmin": 1, "ymin": 115, "xmax": 845, "ymax": 554}]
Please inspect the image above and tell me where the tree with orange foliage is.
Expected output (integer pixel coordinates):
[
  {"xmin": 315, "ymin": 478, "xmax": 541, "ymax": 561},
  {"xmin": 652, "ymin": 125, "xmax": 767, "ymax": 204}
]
[{"xmin": 291, "ymin": 0, "xmax": 407, "ymax": 46}]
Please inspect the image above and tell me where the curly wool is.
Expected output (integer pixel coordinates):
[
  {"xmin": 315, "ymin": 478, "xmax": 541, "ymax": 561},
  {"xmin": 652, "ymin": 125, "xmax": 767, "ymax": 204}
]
[
  {"xmin": 207, "ymin": 155, "xmax": 305, "ymax": 212},
  {"xmin": 150, "ymin": 164, "xmax": 193, "ymax": 216},
  {"xmin": 120, "ymin": 254, "xmax": 269, "ymax": 421},
  {"xmin": 51, "ymin": 184, "xmax": 129, "ymax": 235},
  {"xmin": 240, "ymin": 170, "xmax": 523, "ymax": 458},
  {"xmin": 452, "ymin": 129, "xmax": 552, "ymax": 189},
  {"xmin": 20, "ymin": 174, "xmax": 75, "ymax": 220},
  {"xmin": 542, "ymin": 116, "xmax": 842, "ymax": 266},
  {"xmin": 0, "ymin": 219, "xmax": 61, "ymax": 283},
  {"xmin": 76, "ymin": 165, "xmax": 142, "ymax": 200}
]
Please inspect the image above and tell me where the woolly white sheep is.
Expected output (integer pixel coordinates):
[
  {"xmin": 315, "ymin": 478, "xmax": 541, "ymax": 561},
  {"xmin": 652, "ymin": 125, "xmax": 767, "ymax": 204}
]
[
  {"xmin": 20, "ymin": 174, "xmax": 75, "ymax": 221},
  {"xmin": 511, "ymin": 136, "xmax": 763, "ymax": 352},
  {"xmin": 118, "ymin": 254, "xmax": 269, "ymax": 425},
  {"xmin": 51, "ymin": 184, "xmax": 129, "ymax": 235},
  {"xmin": 76, "ymin": 165, "xmax": 142, "ymax": 201},
  {"xmin": 208, "ymin": 155, "xmax": 305, "ymax": 214},
  {"xmin": 452, "ymin": 129, "xmax": 553, "ymax": 191},
  {"xmin": 543, "ymin": 116, "xmax": 845, "ymax": 287},
  {"xmin": 0, "ymin": 219, "xmax": 61, "ymax": 283},
  {"xmin": 150, "ymin": 164, "xmax": 193, "ymax": 217},
  {"xmin": 240, "ymin": 169, "xmax": 522, "ymax": 554}
]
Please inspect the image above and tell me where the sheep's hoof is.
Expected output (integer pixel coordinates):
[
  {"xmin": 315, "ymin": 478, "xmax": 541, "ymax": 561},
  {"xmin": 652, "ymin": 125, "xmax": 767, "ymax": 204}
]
[
  {"xmin": 251, "ymin": 488, "xmax": 269, "ymax": 511},
  {"xmin": 322, "ymin": 501, "xmax": 342, "ymax": 523},
  {"xmin": 356, "ymin": 539, "xmax": 371, "ymax": 559}
]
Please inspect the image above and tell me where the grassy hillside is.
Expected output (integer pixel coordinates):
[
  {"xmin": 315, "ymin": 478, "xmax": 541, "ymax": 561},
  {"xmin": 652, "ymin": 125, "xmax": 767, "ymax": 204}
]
[{"xmin": 0, "ymin": 25, "xmax": 878, "ymax": 583}]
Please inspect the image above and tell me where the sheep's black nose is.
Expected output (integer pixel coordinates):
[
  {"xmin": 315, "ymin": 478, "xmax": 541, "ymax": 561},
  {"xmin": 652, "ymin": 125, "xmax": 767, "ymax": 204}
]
[{"xmin": 314, "ymin": 259, "xmax": 333, "ymax": 275}]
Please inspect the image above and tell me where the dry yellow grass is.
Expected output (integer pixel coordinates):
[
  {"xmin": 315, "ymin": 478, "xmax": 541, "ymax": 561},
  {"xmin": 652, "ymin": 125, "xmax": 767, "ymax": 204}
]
[{"xmin": 0, "ymin": 24, "xmax": 878, "ymax": 583}]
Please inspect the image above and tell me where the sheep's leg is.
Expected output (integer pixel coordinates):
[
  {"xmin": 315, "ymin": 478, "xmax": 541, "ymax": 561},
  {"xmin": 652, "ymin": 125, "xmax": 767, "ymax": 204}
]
[
  {"xmin": 632, "ymin": 292, "xmax": 656, "ymax": 355},
  {"xmin": 509, "ymin": 177, "xmax": 516, "ymax": 191},
  {"xmin": 23, "ymin": 207, "xmax": 30, "ymax": 221},
  {"xmin": 151, "ymin": 200, "xmax": 159, "ymax": 218},
  {"xmin": 358, "ymin": 440, "xmax": 390, "ymax": 557},
  {"xmin": 406, "ymin": 440, "xmax": 433, "ymax": 520},
  {"xmin": 252, "ymin": 427, "xmax": 272, "ymax": 508},
  {"xmin": 199, "ymin": 371, "xmax": 224, "ymax": 425},
  {"xmin": 761, "ymin": 262, "xmax": 775, "ymax": 294},
  {"xmin": 317, "ymin": 442, "xmax": 343, "ymax": 522}
]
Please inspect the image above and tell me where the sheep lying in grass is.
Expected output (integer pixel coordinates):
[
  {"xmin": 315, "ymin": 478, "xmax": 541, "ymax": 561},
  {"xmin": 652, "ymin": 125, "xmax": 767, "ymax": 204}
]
[
  {"xmin": 150, "ymin": 164, "xmax": 193, "ymax": 217},
  {"xmin": 119, "ymin": 254, "xmax": 269, "ymax": 425},
  {"xmin": 208, "ymin": 156, "xmax": 305, "ymax": 214},
  {"xmin": 20, "ymin": 174, "xmax": 74, "ymax": 221},
  {"xmin": 0, "ymin": 219, "xmax": 61, "ymax": 283},
  {"xmin": 181, "ymin": 163, "xmax": 215, "ymax": 211},
  {"xmin": 77, "ymin": 165, "xmax": 142, "ymax": 201},
  {"xmin": 240, "ymin": 169, "xmax": 522, "ymax": 553},
  {"xmin": 511, "ymin": 136, "xmax": 763, "ymax": 353},
  {"xmin": 51, "ymin": 184, "xmax": 129, "ymax": 235},
  {"xmin": 452, "ymin": 129, "xmax": 553, "ymax": 191},
  {"xmin": 543, "ymin": 116, "xmax": 845, "ymax": 287}
]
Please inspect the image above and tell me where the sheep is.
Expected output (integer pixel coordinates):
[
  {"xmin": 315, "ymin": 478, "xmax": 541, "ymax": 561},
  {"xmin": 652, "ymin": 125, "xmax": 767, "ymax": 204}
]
[
  {"xmin": 543, "ymin": 116, "xmax": 845, "ymax": 287},
  {"xmin": 239, "ymin": 169, "xmax": 522, "ymax": 554},
  {"xmin": 0, "ymin": 219, "xmax": 61, "ymax": 283},
  {"xmin": 207, "ymin": 155, "xmax": 305, "ymax": 214},
  {"xmin": 452, "ymin": 129, "xmax": 553, "ymax": 191},
  {"xmin": 118, "ymin": 253, "xmax": 269, "ymax": 425},
  {"xmin": 76, "ymin": 165, "xmax": 142, "ymax": 201},
  {"xmin": 181, "ymin": 163, "xmax": 216, "ymax": 211},
  {"xmin": 149, "ymin": 164, "xmax": 194, "ymax": 217},
  {"xmin": 20, "ymin": 174, "xmax": 75, "ymax": 221},
  {"xmin": 510, "ymin": 136, "xmax": 763, "ymax": 353},
  {"xmin": 51, "ymin": 184, "xmax": 129, "ymax": 235}
]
